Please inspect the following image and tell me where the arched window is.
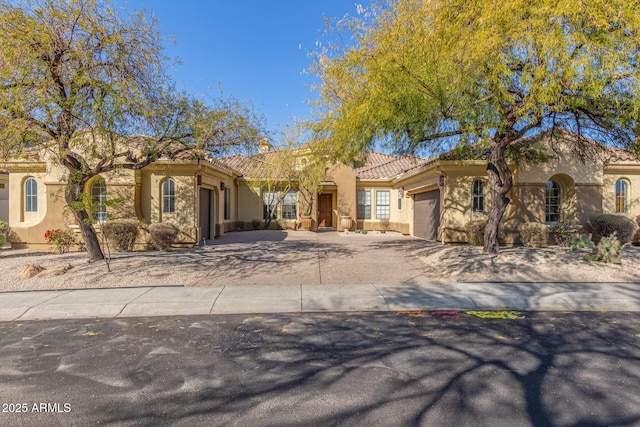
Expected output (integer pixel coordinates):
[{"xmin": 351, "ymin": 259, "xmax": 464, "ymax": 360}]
[
  {"xmin": 162, "ymin": 179, "xmax": 176, "ymax": 214},
  {"xmin": 24, "ymin": 178, "xmax": 38, "ymax": 213},
  {"xmin": 91, "ymin": 178, "xmax": 107, "ymax": 222},
  {"xmin": 545, "ymin": 180, "xmax": 561, "ymax": 223},
  {"xmin": 615, "ymin": 179, "xmax": 628, "ymax": 214},
  {"xmin": 472, "ymin": 179, "xmax": 485, "ymax": 213}
]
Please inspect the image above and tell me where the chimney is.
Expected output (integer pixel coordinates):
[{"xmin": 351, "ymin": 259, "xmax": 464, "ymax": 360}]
[{"xmin": 258, "ymin": 138, "xmax": 272, "ymax": 154}]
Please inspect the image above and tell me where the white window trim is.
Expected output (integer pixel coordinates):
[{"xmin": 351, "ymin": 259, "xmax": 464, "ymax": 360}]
[
  {"xmin": 375, "ymin": 190, "xmax": 390, "ymax": 220},
  {"xmin": 357, "ymin": 190, "xmax": 371, "ymax": 220},
  {"xmin": 162, "ymin": 178, "xmax": 176, "ymax": 214},
  {"xmin": 24, "ymin": 177, "xmax": 38, "ymax": 213}
]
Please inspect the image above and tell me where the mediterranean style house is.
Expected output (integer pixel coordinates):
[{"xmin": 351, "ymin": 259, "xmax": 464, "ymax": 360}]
[{"xmin": 2, "ymin": 130, "xmax": 639, "ymax": 249}]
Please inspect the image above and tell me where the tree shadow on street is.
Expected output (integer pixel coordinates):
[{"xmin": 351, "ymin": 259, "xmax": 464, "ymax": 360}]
[{"xmin": 2, "ymin": 312, "xmax": 635, "ymax": 426}]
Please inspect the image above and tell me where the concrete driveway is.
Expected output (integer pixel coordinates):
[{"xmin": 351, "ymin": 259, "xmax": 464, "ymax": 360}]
[{"xmin": 198, "ymin": 230, "xmax": 444, "ymax": 286}]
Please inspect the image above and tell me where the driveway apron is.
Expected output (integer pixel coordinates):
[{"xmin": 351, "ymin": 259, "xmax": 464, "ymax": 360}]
[{"xmin": 200, "ymin": 230, "xmax": 440, "ymax": 286}]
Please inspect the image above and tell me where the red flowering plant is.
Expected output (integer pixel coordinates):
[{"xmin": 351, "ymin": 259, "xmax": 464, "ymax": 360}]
[{"xmin": 44, "ymin": 229, "xmax": 76, "ymax": 254}]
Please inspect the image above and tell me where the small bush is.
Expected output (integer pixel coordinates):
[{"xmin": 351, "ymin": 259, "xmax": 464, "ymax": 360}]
[
  {"xmin": 235, "ymin": 220, "xmax": 245, "ymax": 232},
  {"xmin": 102, "ymin": 220, "xmax": 139, "ymax": 252},
  {"xmin": 518, "ymin": 222, "xmax": 549, "ymax": 248},
  {"xmin": 550, "ymin": 222, "xmax": 578, "ymax": 247},
  {"xmin": 465, "ymin": 220, "xmax": 487, "ymax": 246},
  {"xmin": 380, "ymin": 218, "xmax": 390, "ymax": 232},
  {"xmin": 251, "ymin": 219, "xmax": 261, "ymax": 230},
  {"xmin": 148, "ymin": 223, "xmax": 179, "ymax": 251},
  {"xmin": 585, "ymin": 214, "xmax": 637, "ymax": 244},
  {"xmin": 0, "ymin": 220, "xmax": 6, "ymax": 248},
  {"xmin": 44, "ymin": 229, "xmax": 76, "ymax": 254}
]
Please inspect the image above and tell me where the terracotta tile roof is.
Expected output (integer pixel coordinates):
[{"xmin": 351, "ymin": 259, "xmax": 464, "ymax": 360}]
[
  {"xmin": 354, "ymin": 152, "xmax": 431, "ymax": 179},
  {"xmin": 436, "ymin": 129, "xmax": 639, "ymax": 163},
  {"xmin": 220, "ymin": 152, "xmax": 277, "ymax": 179},
  {"xmin": 221, "ymin": 150, "xmax": 431, "ymax": 181}
]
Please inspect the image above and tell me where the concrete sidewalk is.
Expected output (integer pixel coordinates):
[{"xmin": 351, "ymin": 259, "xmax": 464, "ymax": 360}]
[{"xmin": 1, "ymin": 281, "xmax": 639, "ymax": 321}]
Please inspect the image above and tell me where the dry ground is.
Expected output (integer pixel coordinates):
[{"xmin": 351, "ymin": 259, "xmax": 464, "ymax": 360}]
[{"xmin": 413, "ymin": 244, "xmax": 640, "ymax": 282}]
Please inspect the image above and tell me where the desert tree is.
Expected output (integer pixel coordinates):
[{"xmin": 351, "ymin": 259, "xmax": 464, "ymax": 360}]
[
  {"xmin": 312, "ymin": 0, "xmax": 640, "ymax": 252},
  {"xmin": 0, "ymin": 0, "xmax": 264, "ymax": 260},
  {"xmin": 247, "ymin": 125, "xmax": 325, "ymax": 230}
]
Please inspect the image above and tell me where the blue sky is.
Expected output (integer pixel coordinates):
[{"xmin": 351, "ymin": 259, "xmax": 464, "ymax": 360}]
[{"xmin": 118, "ymin": 1, "xmax": 369, "ymax": 143}]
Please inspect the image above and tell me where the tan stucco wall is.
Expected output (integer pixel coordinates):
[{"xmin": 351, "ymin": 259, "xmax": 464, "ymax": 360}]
[
  {"xmin": 7, "ymin": 179, "xmax": 71, "ymax": 249},
  {"xmin": 354, "ymin": 182, "xmax": 410, "ymax": 233},
  {"xmin": 395, "ymin": 136, "xmax": 620, "ymax": 244},
  {"xmin": 327, "ymin": 163, "xmax": 356, "ymax": 230},
  {"xmin": 6, "ymin": 158, "xmax": 238, "ymax": 249},
  {"xmin": 433, "ymin": 142, "xmax": 640, "ymax": 244},
  {"xmin": 396, "ymin": 164, "xmax": 440, "ymax": 237},
  {"xmin": 603, "ymin": 165, "xmax": 640, "ymax": 222},
  {"xmin": 141, "ymin": 161, "xmax": 238, "ymax": 243},
  {"xmin": 0, "ymin": 173, "xmax": 9, "ymax": 223},
  {"xmin": 237, "ymin": 182, "xmax": 262, "ymax": 222}
]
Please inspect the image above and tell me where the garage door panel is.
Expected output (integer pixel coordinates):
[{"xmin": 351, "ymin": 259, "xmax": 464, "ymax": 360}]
[{"xmin": 414, "ymin": 190, "xmax": 440, "ymax": 240}]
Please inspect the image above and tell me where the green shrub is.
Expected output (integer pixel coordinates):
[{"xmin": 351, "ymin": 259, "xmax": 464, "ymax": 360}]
[
  {"xmin": 102, "ymin": 220, "xmax": 139, "ymax": 251},
  {"xmin": 0, "ymin": 220, "xmax": 7, "ymax": 249},
  {"xmin": 585, "ymin": 214, "xmax": 637, "ymax": 244},
  {"xmin": 551, "ymin": 222, "xmax": 577, "ymax": 247},
  {"xmin": 464, "ymin": 220, "xmax": 486, "ymax": 246},
  {"xmin": 44, "ymin": 229, "xmax": 76, "ymax": 254},
  {"xmin": 148, "ymin": 223, "xmax": 179, "ymax": 251},
  {"xmin": 633, "ymin": 216, "xmax": 640, "ymax": 243},
  {"xmin": 251, "ymin": 219, "xmax": 261, "ymax": 230},
  {"xmin": 235, "ymin": 220, "xmax": 245, "ymax": 231},
  {"xmin": 518, "ymin": 222, "xmax": 549, "ymax": 248}
]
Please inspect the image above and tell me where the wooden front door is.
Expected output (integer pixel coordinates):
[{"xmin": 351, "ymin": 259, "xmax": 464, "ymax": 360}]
[{"xmin": 318, "ymin": 194, "xmax": 333, "ymax": 227}]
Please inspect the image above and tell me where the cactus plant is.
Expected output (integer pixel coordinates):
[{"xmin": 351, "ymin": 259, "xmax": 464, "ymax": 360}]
[
  {"xmin": 570, "ymin": 233, "xmax": 595, "ymax": 252},
  {"xmin": 585, "ymin": 234, "xmax": 628, "ymax": 263}
]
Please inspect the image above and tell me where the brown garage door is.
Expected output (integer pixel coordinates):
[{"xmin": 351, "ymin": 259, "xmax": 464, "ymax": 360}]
[
  {"xmin": 199, "ymin": 188, "xmax": 211, "ymax": 240},
  {"xmin": 414, "ymin": 190, "xmax": 440, "ymax": 240}
]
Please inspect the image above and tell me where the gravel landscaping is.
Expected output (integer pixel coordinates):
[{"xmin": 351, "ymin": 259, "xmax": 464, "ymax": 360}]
[
  {"xmin": 413, "ymin": 244, "xmax": 640, "ymax": 283},
  {"xmin": 1, "ymin": 230, "xmax": 639, "ymax": 292}
]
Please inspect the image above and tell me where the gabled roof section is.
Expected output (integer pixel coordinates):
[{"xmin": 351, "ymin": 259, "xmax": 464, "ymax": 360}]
[{"xmin": 354, "ymin": 151, "xmax": 431, "ymax": 180}]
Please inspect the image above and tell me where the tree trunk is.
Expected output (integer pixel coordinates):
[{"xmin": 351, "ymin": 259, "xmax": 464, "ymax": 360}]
[
  {"xmin": 65, "ymin": 177, "xmax": 105, "ymax": 261},
  {"xmin": 484, "ymin": 142, "xmax": 513, "ymax": 253},
  {"xmin": 73, "ymin": 209, "xmax": 105, "ymax": 261}
]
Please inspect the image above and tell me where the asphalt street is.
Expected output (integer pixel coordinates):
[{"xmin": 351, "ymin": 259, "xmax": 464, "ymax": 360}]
[{"xmin": 1, "ymin": 311, "xmax": 639, "ymax": 426}]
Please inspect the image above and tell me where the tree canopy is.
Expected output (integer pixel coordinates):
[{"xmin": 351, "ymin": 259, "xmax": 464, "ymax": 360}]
[
  {"xmin": 313, "ymin": 0, "xmax": 640, "ymax": 252},
  {"xmin": 0, "ymin": 0, "xmax": 264, "ymax": 260},
  {"xmin": 247, "ymin": 125, "xmax": 325, "ymax": 230}
]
